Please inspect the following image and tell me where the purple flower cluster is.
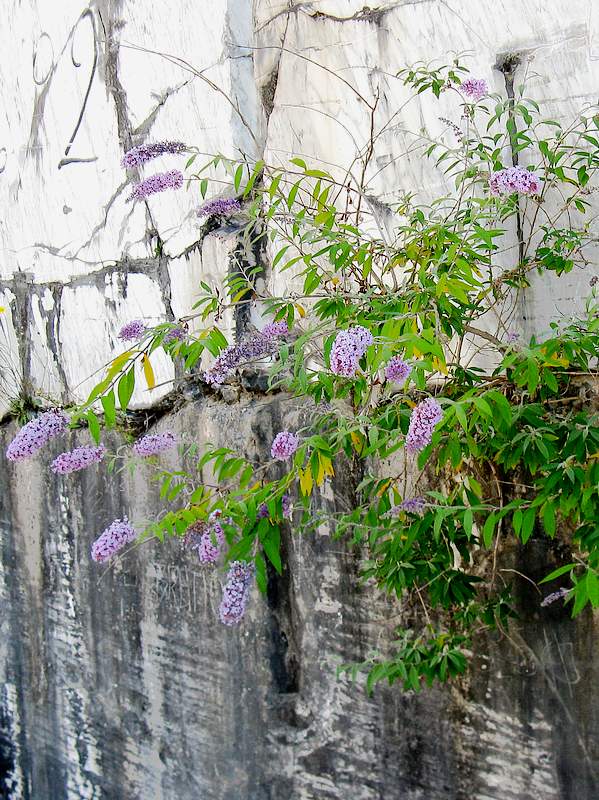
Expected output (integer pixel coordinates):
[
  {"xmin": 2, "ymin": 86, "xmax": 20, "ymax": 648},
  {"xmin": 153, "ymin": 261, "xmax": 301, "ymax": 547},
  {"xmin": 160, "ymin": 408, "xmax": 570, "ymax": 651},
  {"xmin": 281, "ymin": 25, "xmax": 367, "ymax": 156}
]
[
  {"xmin": 282, "ymin": 493, "xmax": 292, "ymax": 520},
  {"xmin": 132, "ymin": 431, "xmax": 177, "ymax": 457},
  {"xmin": 261, "ymin": 320, "xmax": 290, "ymax": 338},
  {"xmin": 51, "ymin": 444, "xmax": 106, "ymax": 475},
  {"xmin": 391, "ymin": 496, "xmax": 426, "ymax": 516},
  {"xmin": 271, "ymin": 431, "xmax": 300, "ymax": 461},
  {"xmin": 541, "ymin": 587, "xmax": 570, "ymax": 607},
  {"xmin": 489, "ymin": 166, "xmax": 541, "ymax": 197},
  {"xmin": 184, "ymin": 512, "xmax": 226, "ymax": 565},
  {"xmin": 405, "ymin": 397, "xmax": 443, "ymax": 453},
  {"xmin": 118, "ymin": 319, "xmax": 146, "ymax": 342},
  {"xmin": 91, "ymin": 518, "xmax": 136, "ymax": 563},
  {"xmin": 460, "ymin": 78, "xmax": 488, "ymax": 102},
  {"xmin": 257, "ymin": 503, "xmax": 270, "ymax": 519},
  {"xmin": 163, "ymin": 326, "xmax": 187, "ymax": 344},
  {"xmin": 6, "ymin": 410, "xmax": 69, "ymax": 461},
  {"xmin": 219, "ymin": 561, "xmax": 254, "ymax": 625},
  {"xmin": 203, "ymin": 332, "xmax": 280, "ymax": 386},
  {"xmin": 330, "ymin": 325, "xmax": 374, "ymax": 377},
  {"xmin": 121, "ymin": 141, "xmax": 186, "ymax": 169},
  {"xmin": 197, "ymin": 197, "xmax": 241, "ymax": 217},
  {"xmin": 128, "ymin": 169, "xmax": 184, "ymax": 202},
  {"xmin": 385, "ymin": 356, "xmax": 411, "ymax": 385},
  {"xmin": 506, "ymin": 331, "xmax": 520, "ymax": 344}
]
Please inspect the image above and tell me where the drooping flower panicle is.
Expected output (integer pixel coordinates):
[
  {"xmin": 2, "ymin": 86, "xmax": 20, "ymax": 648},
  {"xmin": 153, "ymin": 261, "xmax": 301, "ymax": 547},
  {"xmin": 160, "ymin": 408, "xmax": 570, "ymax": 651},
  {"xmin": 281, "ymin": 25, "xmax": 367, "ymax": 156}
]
[
  {"xmin": 128, "ymin": 169, "xmax": 184, "ymax": 202},
  {"xmin": 391, "ymin": 496, "xmax": 426, "ymax": 516},
  {"xmin": 489, "ymin": 166, "xmax": 540, "ymax": 197},
  {"xmin": 197, "ymin": 198, "xmax": 241, "ymax": 217},
  {"xmin": 261, "ymin": 321, "xmax": 290, "ymax": 338},
  {"xmin": 51, "ymin": 445, "xmax": 106, "ymax": 475},
  {"xmin": 405, "ymin": 397, "xmax": 443, "ymax": 453},
  {"xmin": 91, "ymin": 518, "xmax": 136, "ymax": 563},
  {"xmin": 460, "ymin": 78, "xmax": 488, "ymax": 102},
  {"xmin": 385, "ymin": 356, "xmax": 411, "ymax": 385},
  {"xmin": 219, "ymin": 561, "xmax": 254, "ymax": 625},
  {"xmin": 282, "ymin": 493, "xmax": 292, "ymax": 520},
  {"xmin": 118, "ymin": 319, "xmax": 146, "ymax": 342},
  {"xmin": 541, "ymin": 587, "xmax": 570, "ymax": 607},
  {"xmin": 121, "ymin": 141, "xmax": 186, "ymax": 169},
  {"xmin": 163, "ymin": 326, "xmax": 187, "ymax": 344},
  {"xmin": 203, "ymin": 332, "xmax": 280, "ymax": 386},
  {"xmin": 271, "ymin": 431, "xmax": 300, "ymax": 461},
  {"xmin": 133, "ymin": 431, "xmax": 177, "ymax": 457},
  {"xmin": 330, "ymin": 325, "xmax": 374, "ymax": 377},
  {"xmin": 6, "ymin": 410, "xmax": 69, "ymax": 461}
]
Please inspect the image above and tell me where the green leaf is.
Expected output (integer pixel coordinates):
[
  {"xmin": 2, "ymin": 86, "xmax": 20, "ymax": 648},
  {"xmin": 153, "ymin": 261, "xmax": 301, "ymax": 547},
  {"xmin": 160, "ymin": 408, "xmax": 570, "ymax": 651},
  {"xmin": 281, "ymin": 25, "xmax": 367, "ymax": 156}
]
[
  {"xmin": 520, "ymin": 507, "xmax": 536, "ymax": 544},
  {"xmin": 262, "ymin": 526, "xmax": 282, "ymax": 574},
  {"xmin": 87, "ymin": 410, "xmax": 101, "ymax": 444},
  {"xmin": 118, "ymin": 367, "xmax": 135, "ymax": 411},
  {"xmin": 482, "ymin": 514, "xmax": 496, "ymax": 548},
  {"xmin": 543, "ymin": 503, "xmax": 556, "ymax": 537},
  {"xmin": 100, "ymin": 390, "xmax": 116, "ymax": 427},
  {"xmin": 539, "ymin": 563, "xmax": 576, "ymax": 584}
]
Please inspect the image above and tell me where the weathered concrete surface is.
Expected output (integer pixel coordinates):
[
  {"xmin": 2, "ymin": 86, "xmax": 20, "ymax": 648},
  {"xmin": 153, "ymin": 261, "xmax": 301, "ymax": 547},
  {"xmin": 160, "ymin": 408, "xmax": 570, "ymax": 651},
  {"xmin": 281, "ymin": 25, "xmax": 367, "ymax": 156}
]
[
  {"xmin": 0, "ymin": 400, "xmax": 598, "ymax": 800},
  {"xmin": 2, "ymin": 1, "xmax": 599, "ymax": 798}
]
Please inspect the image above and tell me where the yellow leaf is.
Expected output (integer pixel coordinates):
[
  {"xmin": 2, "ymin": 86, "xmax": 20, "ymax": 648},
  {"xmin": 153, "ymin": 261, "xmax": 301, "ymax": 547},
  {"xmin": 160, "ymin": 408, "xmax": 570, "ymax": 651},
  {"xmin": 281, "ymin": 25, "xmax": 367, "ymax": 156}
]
[
  {"xmin": 350, "ymin": 431, "xmax": 364, "ymax": 454},
  {"xmin": 294, "ymin": 303, "xmax": 306, "ymax": 318},
  {"xmin": 0, "ymin": 306, "xmax": 5, "ymax": 314},
  {"xmin": 316, "ymin": 454, "xmax": 335, "ymax": 486},
  {"xmin": 299, "ymin": 466, "xmax": 313, "ymax": 496},
  {"xmin": 376, "ymin": 479, "xmax": 391, "ymax": 497},
  {"xmin": 142, "ymin": 353, "xmax": 156, "ymax": 390},
  {"xmin": 330, "ymin": 276, "xmax": 340, "ymax": 286},
  {"xmin": 432, "ymin": 356, "xmax": 448, "ymax": 375}
]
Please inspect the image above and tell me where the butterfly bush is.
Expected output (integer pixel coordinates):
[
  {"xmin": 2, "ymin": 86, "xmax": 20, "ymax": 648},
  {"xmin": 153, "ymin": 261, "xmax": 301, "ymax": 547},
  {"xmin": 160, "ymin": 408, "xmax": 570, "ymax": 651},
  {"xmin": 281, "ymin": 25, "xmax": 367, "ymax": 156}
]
[
  {"xmin": 6, "ymin": 410, "xmax": 69, "ymax": 461},
  {"xmin": 118, "ymin": 320, "xmax": 146, "ymax": 342},
  {"xmin": 198, "ymin": 198, "xmax": 241, "ymax": 217},
  {"xmin": 219, "ymin": 561, "xmax": 255, "ymax": 625},
  {"xmin": 330, "ymin": 326, "xmax": 374, "ymax": 377},
  {"xmin": 460, "ymin": 78, "xmax": 488, "ymax": 101},
  {"xmin": 405, "ymin": 398, "xmax": 443, "ymax": 453},
  {"xmin": 489, "ymin": 165, "xmax": 541, "ymax": 197},
  {"xmin": 65, "ymin": 59, "xmax": 599, "ymax": 690},
  {"xmin": 128, "ymin": 170, "xmax": 184, "ymax": 202},
  {"xmin": 91, "ymin": 518, "xmax": 136, "ymax": 563},
  {"xmin": 51, "ymin": 445, "xmax": 106, "ymax": 475},
  {"xmin": 133, "ymin": 431, "xmax": 177, "ymax": 457},
  {"xmin": 385, "ymin": 356, "xmax": 411, "ymax": 385},
  {"xmin": 271, "ymin": 431, "xmax": 300, "ymax": 461},
  {"xmin": 121, "ymin": 141, "xmax": 186, "ymax": 169}
]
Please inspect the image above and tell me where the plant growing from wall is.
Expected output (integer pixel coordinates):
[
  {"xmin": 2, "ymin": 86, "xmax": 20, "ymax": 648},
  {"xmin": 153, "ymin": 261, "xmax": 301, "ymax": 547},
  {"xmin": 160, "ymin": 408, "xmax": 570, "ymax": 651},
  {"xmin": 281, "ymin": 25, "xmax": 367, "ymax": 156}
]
[{"xmin": 6, "ymin": 58, "xmax": 599, "ymax": 693}]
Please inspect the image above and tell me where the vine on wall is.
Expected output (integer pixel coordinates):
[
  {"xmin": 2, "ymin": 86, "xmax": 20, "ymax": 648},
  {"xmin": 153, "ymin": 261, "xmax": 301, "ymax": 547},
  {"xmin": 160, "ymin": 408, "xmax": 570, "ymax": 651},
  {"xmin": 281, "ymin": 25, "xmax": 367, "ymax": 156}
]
[{"xmin": 5, "ymin": 58, "xmax": 599, "ymax": 692}]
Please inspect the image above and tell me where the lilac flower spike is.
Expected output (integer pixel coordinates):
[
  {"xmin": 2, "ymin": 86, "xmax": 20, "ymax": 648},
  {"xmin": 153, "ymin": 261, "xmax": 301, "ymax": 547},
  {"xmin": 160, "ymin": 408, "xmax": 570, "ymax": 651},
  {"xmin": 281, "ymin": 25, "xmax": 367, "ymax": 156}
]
[
  {"xmin": 257, "ymin": 503, "xmax": 270, "ymax": 519},
  {"xmin": 330, "ymin": 325, "xmax": 374, "ymax": 377},
  {"xmin": 6, "ymin": 410, "xmax": 69, "ymax": 461},
  {"xmin": 489, "ymin": 166, "xmax": 541, "ymax": 197},
  {"xmin": 128, "ymin": 169, "xmax": 184, "ymax": 202},
  {"xmin": 405, "ymin": 397, "xmax": 443, "ymax": 454},
  {"xmin": 219, "ymin": 561, "xmax": 254, "ymax": 625},
  {"xmin": 271, "ymin": 431, "xmax": 300, "ymax": 461},
  {"xmin": 91, "ymin": 518, "xmax": 136, "ymax": 563},
  {"xmin": 541, "ymin": 587, "xmax": 569, "ymax": 607},
  {"xmin": 391, "ymin": 496, "xmax": 426, "ymax": 516},
  {"xmin": 121, "ymin": 141, "xmax": 186, "ymax": 169},
  {"xmin": 203, "ymin": 332, "xmax": 280, "ymax": 386},
  {"xmin": 261, "ymin": 320, "xmax": 290, "ymax": 338},
  {"xmin": 163, "ymin": 326, "xmax": 187, "ymax": 344},
  {"xmin": 118, "ymin": 319, "xmax": 146, "ymax": 342},
  {"xmin": 51, "ymin": 445, "xmax": 106, "ymax": 475},
  {"xmin": 385, "ymin": 356, "xmax": 411, "ymax": 386},
  {"xmin": 133, "ymin": 431, "xmax": 177, "ymax": 457},
  {"xmin": 460, "ymin": 78, "xmax": 488, "ymax": 102},
  {"xmin": 282, "ymin": 494, "xmax": 292, "ymax": 520},
  {"xmin": 198, "ymin": 198, "xmax": 241, "ymax": 217}
]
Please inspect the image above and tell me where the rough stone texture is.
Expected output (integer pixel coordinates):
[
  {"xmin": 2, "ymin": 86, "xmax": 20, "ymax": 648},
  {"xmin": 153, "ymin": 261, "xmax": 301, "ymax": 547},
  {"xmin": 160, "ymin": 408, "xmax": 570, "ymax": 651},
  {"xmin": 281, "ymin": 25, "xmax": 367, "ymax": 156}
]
[
  {"xmin": 1, "ymin": 1, "xmax": 599, "ymax": 798},
  {"xmin": 0, "ymin": 402, "xmax": 598, "ymax": 800}
]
